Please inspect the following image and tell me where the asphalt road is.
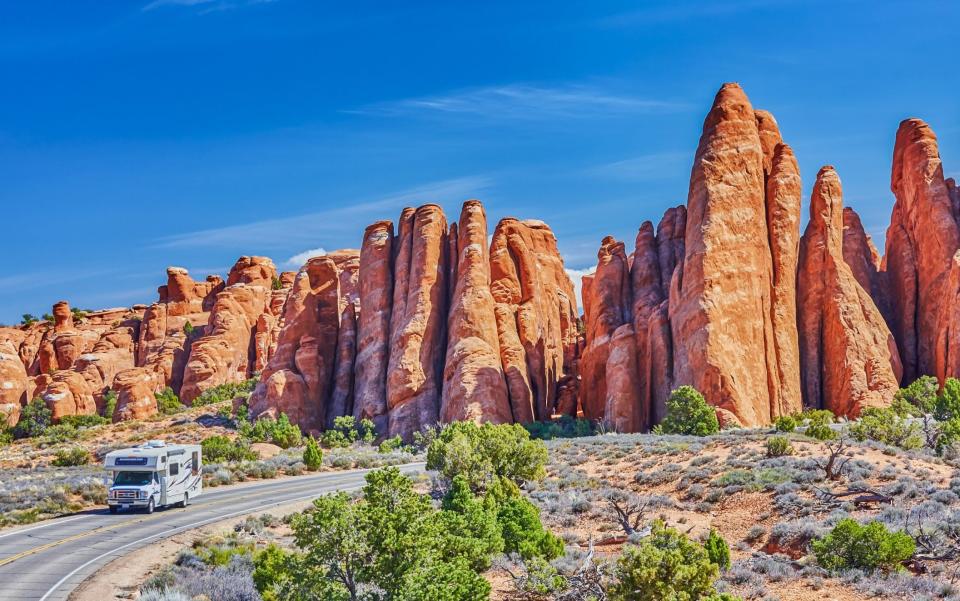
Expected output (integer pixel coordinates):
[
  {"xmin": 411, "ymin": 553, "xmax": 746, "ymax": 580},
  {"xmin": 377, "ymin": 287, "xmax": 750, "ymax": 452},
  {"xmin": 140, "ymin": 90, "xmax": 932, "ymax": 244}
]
[{"xmin": 0, "ymin": 463, "xmax": 425, "ymax": 601}]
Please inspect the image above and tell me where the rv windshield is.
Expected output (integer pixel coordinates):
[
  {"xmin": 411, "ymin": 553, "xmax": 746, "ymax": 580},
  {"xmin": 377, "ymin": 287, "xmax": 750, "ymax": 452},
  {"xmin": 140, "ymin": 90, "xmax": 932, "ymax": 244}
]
[{"xmin": 114, "ymin": 471, "xmax": 152, "ymax": 486}]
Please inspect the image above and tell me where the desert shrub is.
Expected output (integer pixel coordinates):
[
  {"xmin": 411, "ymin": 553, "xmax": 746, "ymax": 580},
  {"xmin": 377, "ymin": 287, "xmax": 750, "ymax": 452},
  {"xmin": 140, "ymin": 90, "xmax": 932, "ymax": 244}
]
[
  {"xmin": 492, "ymin": 487, "xmax": 563, "ymax": 560},
  {"xmin": 156, "ymin": 387, "xmax": 185, "ymax": 415},
  {"xmin": 812, "ymin": 518, "xmax": 915, "ymax": 573},
  {"xmin": 182, "ymin": 321, "xmax": 195, "ymax": 336},
  {"xmin": 775, "ymin": 415, "xmax": 797, "ymax": 432},
  {"xmin": 14, "ymin": 398, "xmax": 51, "ymax": 438},
  {"xmin": 896, "ymin": 375, "xmax": 938, "ymax": 414},
  {"xmin": 283, "ymin": 467, "xmax": 501, "ymax": 600},
  {"xmin": 320, "ymin": 415, "xmax": 375, "ymax": 447},
  {"xmin": 42, "ymin": 313, "xmax": 54, "ymax": 323},
  {"xmin": 303, "ymin": 436, "xmax": 323, "ymax": 471},
  {"xmin": 936, "ymin": 378, "xmax": 960, "ymax": 421},
  {"xmin": 192, "ymin": 378, "xmax": 258, "ymax": 408},
  {"xmin": 243, "ymin": 413, "xmax": 302, "ymax": 449},
  {"xmin": 201, "ymin": 435, "xmax": 257, "ymax": 463},
  {"xmin": 21, "ymin": 313, "xmax": 37, "ymax": 326},
  {"xmin": 609, "ymin": 521, "xmax": 727, "ymax": 601},
  {"xmin": 426, "ymin": 421, "xmax": 548, "ymax": 492},
  {"xmin": 378, "ymin": 435, "xmax": 406, "ymax": 453},
  {"xmin": 802, "ymin": 409, "xmax": 837, "ymax": 441},
  {"xmin": 52, "ymin": 447, "xmax": 90, "ymax": 466},
  {"xmin": 766, "ymin": 436, "xmax": 793, "ymax": 457},
  {"xmin": 102, "ymin": 389, "xmax": 118, "ymax": 420},
  {"xmin": 59, "ymin": 414, "xmax": 109, "ymax": 428},
  {"xmin": 0, "ymin": 426, "xmax": 11, "ymax": 446},
  {"xmin": 849, "ymin": 407, "xmax": 923, "ymax": 450},
  {"xmin": 654, "ymin": 386, "xmax": 719, "ymax": 436},
  {"xmin": 524, "ymin": 416, "xmax": 595, "ymax": 440},
  {"xmin": 42, "ymin": 423, "xmax": 81, "ymax": 443},
  {"xmin": 705, "ymin": 529, "xmax": 731, "ymax": 570},
  {"xmin": 938, "ymin": 418, "xmax": 960, "ymax": 454}
]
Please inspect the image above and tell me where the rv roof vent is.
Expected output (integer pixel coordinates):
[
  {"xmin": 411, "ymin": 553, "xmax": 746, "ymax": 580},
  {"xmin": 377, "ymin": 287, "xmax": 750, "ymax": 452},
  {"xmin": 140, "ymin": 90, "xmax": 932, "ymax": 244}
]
[{"xmin": 146, "ymin": 440, "xmax": 166, "ymax": 448}]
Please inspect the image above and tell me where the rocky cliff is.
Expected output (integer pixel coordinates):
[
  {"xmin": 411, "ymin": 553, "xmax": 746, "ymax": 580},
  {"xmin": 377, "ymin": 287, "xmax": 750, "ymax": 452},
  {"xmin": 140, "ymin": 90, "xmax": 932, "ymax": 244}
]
[{"xmin": 2, "ymin": 82, "xmax": 958, "ymax": 435}]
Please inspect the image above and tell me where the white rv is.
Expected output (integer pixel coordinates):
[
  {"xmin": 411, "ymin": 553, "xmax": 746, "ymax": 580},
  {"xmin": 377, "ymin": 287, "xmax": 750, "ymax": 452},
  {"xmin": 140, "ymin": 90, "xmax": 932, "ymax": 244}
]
[{"xmin": 104, "ymin": 440, "xmax": 202, "ymax": 514}]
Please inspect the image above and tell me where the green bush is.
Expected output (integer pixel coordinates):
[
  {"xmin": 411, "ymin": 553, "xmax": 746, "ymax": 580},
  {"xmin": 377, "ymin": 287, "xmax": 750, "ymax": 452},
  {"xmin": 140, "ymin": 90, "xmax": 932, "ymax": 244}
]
[
  {"xmin": 243, "ymin": 413, "xmax": 303, "ymax": 449},
  {"xmin": 849, "ymin": 406, "xmax": 923, "ymax": 449},
  {"xmin": 101, "ymin": 390, "xmax": 118, "ymax": 421},
  {"xmin": 201, "ymin": 435, "xmax": 258, "ymax": 462},
  {"xmin": 156, "ymin": 387, "xmax": 185, "ymax": 415},
  {"xmin": 42, "ymin": 423, "xmax": 81, "ymax": 443},
  {"xmin": 609, "ymin": 521, "xmax": 725, "ymax": 601},
  {"xmin": 42, "ymin": 313, "xmax": 54, "ymax": 323},
  {"xmin": 321, "ymin": 415, "xmax": 376, "ymax": 448},
  {"xmin": 192, "ymin": 378, "xmax": 258, "ymax": 407},
  {"xmin": 285, "ymin": 467, "xmax": 503, "ymax": 600},
  {"xmin": 766, "ymin": 436, "xmax": 793, "ymax": 457},
  {"xmin": 378, "ymin": 435, "xmax": 406, "ymax": 453},
  {"xmin": 704, "ymin": 529, "xmax": 730, "ymax": 570},
  {"xmin": 252, "ymin": 544, "xmax": 294, "ymax": 601},
  {"xmin": 812, "ymin": 518, "xmax": 915, "ymax": 573},
  {"xmin": 59, "ymin": 414, "xmax": 109, "ymax": 428},
  {"xmin": 303, "ymin": 436, "xmax": 323, "ymax": 471},
  {"xmin": 774, "ymin": 414, "xmax": 797, "ymax": 432},
  {"xmin": 896, "ymin": 375, "xmax": 938, "ymax": 414},
  {"xmin": 802, "ymin": 409, "xmax": 837, "ymax": 441},
  {"xmin": 426, "ymin": 421, "xmax": 548, "ymax": 492},
  {"xmin": 936, "ymin": 378, "xmax": 960, "ymax": 422},
  {"xmin": 52, "ymin": 447, "xmax": 90, "ymax": 467},
  {"xmin": 13, "ymin": 398, "xmax": 51, "ymax": 438},
  {"xmin": 0, "ymin": 425, "xmax": 12, "ymax": 446},
  {"xmin": 183, "ymin": 321, "xmax": 195, "ymax": 336},
  {"xmin": 523, "ymin": 415, "xmax": 595, "ymax": 440},
  {"xmin": 654, "ymin": 386, "xmax": 719, "ymax": 436},
  {"xmin": 271, "ymin": 276, "xmax": 283, "ymax": 291},
  {"xmin": 495, "ymin": 493, "xmax": 563, "ymax": 560},
  {"xmin": 21, "ymin": 313, "xmax": 38, "ymax": 326}
]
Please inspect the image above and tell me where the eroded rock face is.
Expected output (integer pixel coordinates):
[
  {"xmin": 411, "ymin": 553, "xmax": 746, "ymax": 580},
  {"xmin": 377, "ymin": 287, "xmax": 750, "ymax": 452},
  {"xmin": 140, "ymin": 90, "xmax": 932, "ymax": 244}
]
[
  {"xmin": 180, "ymin": 283, "xmax": 270, "ymax": 404},
  {"xmin": 113, "ymin": 367, "xmax": 161, "ymax": 422},
  {"xmin": 489, "ymin": 217, "xmax": 580, "ymax": 424},
  {"xmin": 387, "ymin": 205, "xmax": 449, "ymax": 440},
  {"xmin": 0, "ymin": 341, "xmax": 28, "ymax": 426},
  {"xmin": 226, "ymin": 256, "xmax": 277, "ymax": 289},
  {"xmin": 249, "ymin": 256, "xmax": 343, "ymax": 431},
  {"xmin": 40, "ymin": 370, "xmax": 97, "ymax": 421},
  {"xmin": 441, "ymin": 201, "xmax": 511, "ymax": 424},
  {"xmin": 353, "ymin": 221, "xmax": 394, "ymax": 432},
  {"xmin": 884, "ymin": 119, "xmax": 960, "ymax": 384},
  {"xmin": 842, "ymin": 207, "xmax": 888, "ymax": 314},
  {"xmin": 797, "ymin": 167, "xmax": 902, "ymax": 416},
  {"xmin": 163, "ymin": 267, "xmax": 220, "ymax": 317},
  {"xmin": 670, "ymin": 83, "xmax": 784, "ymax": 426}
]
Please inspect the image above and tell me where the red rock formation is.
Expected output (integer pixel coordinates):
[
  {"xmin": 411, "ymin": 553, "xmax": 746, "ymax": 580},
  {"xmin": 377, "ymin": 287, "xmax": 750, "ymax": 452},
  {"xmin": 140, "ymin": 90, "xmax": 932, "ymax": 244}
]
[
  {"xmin": 842, "ymin": 207, "xmax": 888, "ymax": 314},
  {"xmin": 249, "ymin": 256, "xmax": 343, "ymax": 431},
  {"xmin": 162, "ymin": 267, "xmax": 220, "ymax": 317},
  {"xmin": 579, "ymin": 236, "xmax": 633, "ymax": 424},
  {"xmin": 441, "ymin": 201, "xmax": 511, "ymax": 424},
  {"xmin": 328, "ymin": 303, "xmax": 357, "ymax": 427},
  {"xmin": 489, "ymin": 218, "xmax": 579, "ymax": 423},
  {"xmin": 113, "ymin": 367, "xmax": 162, "ymax": 422},
  {"xmin": 669, "ymin": 83, "xmax": 792, "ymax": 426},
  {"xmin": 387, "ymin": 205, "xmax": 449, "ymax": 439},
  {"xmin": 73, "ymin": 326, "xmax": 137, "ymax": 411},
  {"xmin": 883, "ymin": 119, "xmax": 960, "ymax": 383},
  {"xmin": 53, "ymin": 301, "xmax": 73, "ymax": 332},
  {"xmin": 0, "ymin": 341, "xmax": 28, "ymax": 426},
  {"xmin": 797, "ymin": 167, "xmax": 902, "ymax": 415},
  {"xmin": 764, "ymin": 143, "xmax": 803, "ymax": 418},
  {"xmin": 180, "ymin": 283, "xmax": 270, "ymax": 404},
  {"xmin": 226, "ymin": 256, "xmax": 277, "ymax": 288},
  {"xmin": 40, "ymin": 370, "xmax": 97, "ymax": 421},
  {"xmin": 353, "ymin": 221, "xmax": 394, "ymax": 431}
]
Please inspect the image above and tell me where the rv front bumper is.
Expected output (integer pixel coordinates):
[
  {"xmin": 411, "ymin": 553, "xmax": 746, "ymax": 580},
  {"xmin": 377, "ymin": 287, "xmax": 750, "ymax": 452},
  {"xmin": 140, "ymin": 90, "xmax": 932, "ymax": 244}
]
[{"xmin": 107, "ymin": 498, "xmax": 151, "ymax": 507}]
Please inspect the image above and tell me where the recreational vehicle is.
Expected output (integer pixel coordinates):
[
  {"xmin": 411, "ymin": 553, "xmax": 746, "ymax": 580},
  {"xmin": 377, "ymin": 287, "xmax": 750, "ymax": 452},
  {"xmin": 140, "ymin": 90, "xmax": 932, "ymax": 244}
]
[{"xmin": 104, "ymin": 440, "xmax": 202, "ymax": 513}]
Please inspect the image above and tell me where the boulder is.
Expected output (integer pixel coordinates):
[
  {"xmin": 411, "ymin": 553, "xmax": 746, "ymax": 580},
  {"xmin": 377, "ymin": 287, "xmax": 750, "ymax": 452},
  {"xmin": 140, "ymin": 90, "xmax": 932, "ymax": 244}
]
[
  {"xmin": 40, "ymin": 370, "xmax": 97, "ymax": 421},
  {"xmin": 113, "ymin": 367, "xmax": 160, "ymax": 422},
  {"xmin": 797, "ymin": 167, "xmax": 902, "ymax": 416},
  {"xmin": 226, "ymin": 256, "xmax": 277, "ymax": 288},
  {"xmin": 0, "ymin": 341, "xmax": 28, "ymax": 426}
]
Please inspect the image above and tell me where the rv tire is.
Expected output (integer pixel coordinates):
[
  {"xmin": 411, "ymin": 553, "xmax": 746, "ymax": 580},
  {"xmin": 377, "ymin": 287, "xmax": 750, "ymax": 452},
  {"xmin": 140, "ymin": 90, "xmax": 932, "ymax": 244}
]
[{"xmin": 145, "ymin": 498, "xmax": 155, "ymax": 514}]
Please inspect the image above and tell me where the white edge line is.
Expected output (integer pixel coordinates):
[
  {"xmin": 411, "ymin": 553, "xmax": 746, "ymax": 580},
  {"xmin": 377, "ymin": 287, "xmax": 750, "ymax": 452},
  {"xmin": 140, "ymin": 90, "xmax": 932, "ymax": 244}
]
[
  {"xmin": 0, "ymin": 516, "xmax": 88, "ymax": 540},
  {"xmin": 40, "ymin": 463, "xmax": 425, "ymax": 601}
]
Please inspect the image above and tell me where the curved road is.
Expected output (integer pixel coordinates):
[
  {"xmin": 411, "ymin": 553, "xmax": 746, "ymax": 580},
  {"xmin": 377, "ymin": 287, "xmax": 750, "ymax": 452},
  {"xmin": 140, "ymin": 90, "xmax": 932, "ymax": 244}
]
[{"xmin": 0, "ymin": 463, "xmax": 425, "ymax": 601}]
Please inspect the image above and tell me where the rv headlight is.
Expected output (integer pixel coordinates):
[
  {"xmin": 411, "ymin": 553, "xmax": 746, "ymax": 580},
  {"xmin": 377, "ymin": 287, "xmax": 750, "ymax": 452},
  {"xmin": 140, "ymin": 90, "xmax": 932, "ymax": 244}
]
[{"xmin": 139, "ymin": 490, "xmax": 148, "ymax": 499}]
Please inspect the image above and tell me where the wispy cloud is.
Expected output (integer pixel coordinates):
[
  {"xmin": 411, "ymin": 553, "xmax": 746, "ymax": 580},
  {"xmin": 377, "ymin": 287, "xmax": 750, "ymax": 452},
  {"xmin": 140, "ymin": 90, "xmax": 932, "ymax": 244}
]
[
  {"xmin": 350, "ymin": 84, "xmax": 690, "ymax": 121},
  {"xmin": 564, "ymin": 266, "xmax": 596, "ymax": 314},
  {"xmin": 586, "ymin": 152, "xmax": 689, "ymax": 181},
  {"xmin": 154, "ymin": 176, "xmax": 491, "ymax": 250},
  {"xmin": 597, "ymin": 0, "xmax": 799, "ymax": 27},
  {"xmin": 286, "ymin": 247, "xmax": 327, "ymax": 267},
  {"xmin": 143, "ymin": 0, "xmax": 275, "ymax": 13}
]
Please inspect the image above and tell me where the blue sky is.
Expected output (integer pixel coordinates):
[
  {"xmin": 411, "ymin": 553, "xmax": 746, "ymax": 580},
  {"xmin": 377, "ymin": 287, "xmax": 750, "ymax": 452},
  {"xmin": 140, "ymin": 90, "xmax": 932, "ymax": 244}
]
[{"xmin": 1, "ymin": 0, "xmax": 958, "ymax": 324}]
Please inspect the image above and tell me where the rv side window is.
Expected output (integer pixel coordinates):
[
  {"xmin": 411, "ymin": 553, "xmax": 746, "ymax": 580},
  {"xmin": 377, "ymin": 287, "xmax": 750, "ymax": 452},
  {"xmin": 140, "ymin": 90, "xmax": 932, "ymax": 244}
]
[{"xmin": 170, "ymin": 463, "xmax": 180, "ymax": 476}]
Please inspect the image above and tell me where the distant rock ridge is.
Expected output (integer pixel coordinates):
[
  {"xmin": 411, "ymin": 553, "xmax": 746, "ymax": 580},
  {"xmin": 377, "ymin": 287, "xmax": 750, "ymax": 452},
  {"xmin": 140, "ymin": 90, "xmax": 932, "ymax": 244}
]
[{"xmin": 2, "ymin": 83, "xmax": 958, "ymax": 433}]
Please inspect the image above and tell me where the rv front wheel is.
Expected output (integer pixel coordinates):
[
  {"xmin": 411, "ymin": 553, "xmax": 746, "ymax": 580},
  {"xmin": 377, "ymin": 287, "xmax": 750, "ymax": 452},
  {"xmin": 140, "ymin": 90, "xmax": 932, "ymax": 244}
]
[{"xmin": 145, "ymin": 498, "xmax": 155, "ymax": 514}]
